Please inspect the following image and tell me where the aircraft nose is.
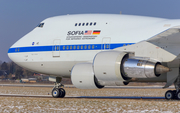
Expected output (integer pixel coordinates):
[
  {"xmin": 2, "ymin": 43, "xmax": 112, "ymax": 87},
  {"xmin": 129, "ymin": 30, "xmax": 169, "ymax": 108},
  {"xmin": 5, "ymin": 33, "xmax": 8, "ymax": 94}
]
[
  {"xmin": 8, "ymin": 46, "xmax": 16, "ymax": 62},
  {"xmin": 7, "ymin": 35, "xmax": 26, "ymax": 63},
  {"xmin": 7, "ymin": 44, "xmax": 21, "ymax": 63}
]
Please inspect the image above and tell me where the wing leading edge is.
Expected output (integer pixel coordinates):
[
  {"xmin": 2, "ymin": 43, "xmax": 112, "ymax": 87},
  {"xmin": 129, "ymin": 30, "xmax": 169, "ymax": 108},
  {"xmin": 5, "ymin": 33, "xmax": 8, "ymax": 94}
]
[{"xmin": 147, "ymin": 26, "xmax": 180, "ymax": 57}]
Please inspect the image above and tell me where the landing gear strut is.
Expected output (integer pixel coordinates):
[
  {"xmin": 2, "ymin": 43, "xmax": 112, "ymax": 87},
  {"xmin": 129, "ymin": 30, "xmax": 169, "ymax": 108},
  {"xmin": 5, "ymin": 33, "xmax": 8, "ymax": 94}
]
[{"xmin": 51, "ymin": 77, "xmax": 66, "ymax": 98}]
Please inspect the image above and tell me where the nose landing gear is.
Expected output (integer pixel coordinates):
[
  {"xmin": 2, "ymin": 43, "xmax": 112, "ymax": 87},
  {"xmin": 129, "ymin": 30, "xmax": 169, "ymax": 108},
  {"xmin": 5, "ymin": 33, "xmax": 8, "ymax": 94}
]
[
  {"xmin": 51, "ymin": 77, "xmax": 66, "ymax": 98},
  {"xmin": 52, "ymin": 88, "xmax": 66, "ymax": 98}
]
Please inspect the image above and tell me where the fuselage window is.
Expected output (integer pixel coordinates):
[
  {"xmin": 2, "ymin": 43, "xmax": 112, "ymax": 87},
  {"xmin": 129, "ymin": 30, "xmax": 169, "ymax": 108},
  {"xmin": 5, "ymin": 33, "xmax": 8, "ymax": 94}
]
[
  {"xmin": 70, "ymin": 46, "xmax": 72, "ymax": 50},
  {"xmin": 81, "ymin": 45, "xmax": 83, "ymax": 49},
  {"xmin": 84, "ymin": 45, "xmax": 87, "ymax": 49},
  {"xmin": 88, "ymin": 45, "xmax": 90, "ymax": 49},
  {"xmin": 77, "ymin": 46, "xmax": 79, "ymax": 49},
  {"xmin": 73, "ymin": 46, "xmax": 76, "ymax": 49},
  {"xmin": 92, "ymin": 45, "xmax": 94, "ymax": 49},
  {"xmin": 15, "ymin": 48, "xmax": 17, "ymax": 52},
  {"xmin": 123, "ymin": 44, "xmax": 126, "ymax": 46},
  {"xmin": 106, "ymin": 45, "xmax": 109, "ymax": 49},
  {"xmin": 75, "ymin": 22, "xmax": 97, "ymax": 26},
  {"xmin": 57, "ymin": 46, "xmax": 59, "ymax": 50},
  {"xmin": 66, "ymin": 46, "xmax": 69, "ymax": 50},
  {"xmin": 63, "ymin": 46, "xmax": 65, "ymax": 50}
]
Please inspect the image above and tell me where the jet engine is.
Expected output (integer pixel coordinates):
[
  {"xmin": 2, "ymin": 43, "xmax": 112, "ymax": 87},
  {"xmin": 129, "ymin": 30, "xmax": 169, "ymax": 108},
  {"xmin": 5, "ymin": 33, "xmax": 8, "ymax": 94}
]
[
  {"xmin": 93, "ymin": 51, "xmax": 170, "ymax": 81},
  {"xmin": 71, "ymin": 51, "xmax": 170, "ymax": 89},
  {"xmin": 71, "ymin": 63, "xmax": 104, "ymax": 89}
]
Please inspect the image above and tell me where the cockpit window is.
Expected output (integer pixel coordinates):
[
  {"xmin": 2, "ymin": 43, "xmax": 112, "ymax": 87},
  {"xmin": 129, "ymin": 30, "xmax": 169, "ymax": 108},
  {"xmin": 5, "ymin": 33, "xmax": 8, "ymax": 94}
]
[{"xmin": 37, "ymin": 23, "xmax": 44, "ymax": 28}]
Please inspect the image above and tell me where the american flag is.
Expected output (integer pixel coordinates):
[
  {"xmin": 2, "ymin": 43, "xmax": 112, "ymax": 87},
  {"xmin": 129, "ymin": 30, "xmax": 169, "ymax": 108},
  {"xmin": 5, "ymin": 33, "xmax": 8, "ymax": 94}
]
[{"xmin": 84, "ymin": 30, "xmax": 92, "ymax": 35}]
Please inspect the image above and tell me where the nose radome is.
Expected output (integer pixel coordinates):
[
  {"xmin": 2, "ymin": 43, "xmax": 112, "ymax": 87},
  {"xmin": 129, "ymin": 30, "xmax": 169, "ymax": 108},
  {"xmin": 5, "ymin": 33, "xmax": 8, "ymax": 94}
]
[
  {"xmin": 8, "ymin": 47, "xmax": 24, "ymax": 63},
  {"xmin": 7, "ymin": 38, "xmax": 22, "ymax": 63},
  {"xmin": 8, "ymin": 47, "xmax": 17, "ymax": 63}
]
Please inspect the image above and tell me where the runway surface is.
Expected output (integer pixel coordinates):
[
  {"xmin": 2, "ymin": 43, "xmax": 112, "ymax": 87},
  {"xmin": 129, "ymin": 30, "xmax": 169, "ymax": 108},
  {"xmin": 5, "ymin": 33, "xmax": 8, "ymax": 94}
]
[
  {"xmin": 0, "ymin": 86, "xmax": 177, "ymax": 112},
  {"xmin": 0, "ymin": 94, "xmax": 165, "ymax": 100},
  {"xmin": 0, "ymin": 84, "xmax": 175, "ymax": 89}
]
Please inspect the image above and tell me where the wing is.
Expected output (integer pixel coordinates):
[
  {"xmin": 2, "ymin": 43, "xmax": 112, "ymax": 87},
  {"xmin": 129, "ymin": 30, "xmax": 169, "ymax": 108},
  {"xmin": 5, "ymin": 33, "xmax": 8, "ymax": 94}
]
[
  {"xmin": 147, "ymin": 26, "xmax": 180, "ymax": 44},
  {"xmin": 147, "ymin": 26, "xmax": 180, "ymax": 57}
]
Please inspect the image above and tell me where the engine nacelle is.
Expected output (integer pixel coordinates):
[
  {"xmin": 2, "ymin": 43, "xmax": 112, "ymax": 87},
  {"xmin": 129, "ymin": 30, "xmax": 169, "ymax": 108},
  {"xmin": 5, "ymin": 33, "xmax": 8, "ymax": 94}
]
[
  {"xmin": 71, "ymin": 63, "xmax": 104, "ymax": 89},
  {"xmin": 93, "ymin": 51, "xmax": 127, "ymax": 83},
  {"xmin": 71, "ymin": 51, "xmax": 170, "ymax": 89},
  {"xmin": 93, "ymin": 51, "xmax": 170, "ymax": 80}
]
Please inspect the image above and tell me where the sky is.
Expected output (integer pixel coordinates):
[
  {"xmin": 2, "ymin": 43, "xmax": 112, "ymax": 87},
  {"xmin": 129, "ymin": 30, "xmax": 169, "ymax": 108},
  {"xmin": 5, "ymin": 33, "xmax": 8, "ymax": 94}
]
[{"xmin": 1, "ymin": 0, "xmax": 180, "ymax": 62}]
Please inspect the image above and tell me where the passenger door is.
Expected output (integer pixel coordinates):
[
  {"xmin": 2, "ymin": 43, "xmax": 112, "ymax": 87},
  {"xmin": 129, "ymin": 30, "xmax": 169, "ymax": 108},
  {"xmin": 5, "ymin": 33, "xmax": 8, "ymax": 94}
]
[
  {"xmin": 102, "ymin": 37, "xmax": 111, "ymax": 50},
  {"xmin": 52, "ymin": 39, "xmax": 61, "ymax": 57}
]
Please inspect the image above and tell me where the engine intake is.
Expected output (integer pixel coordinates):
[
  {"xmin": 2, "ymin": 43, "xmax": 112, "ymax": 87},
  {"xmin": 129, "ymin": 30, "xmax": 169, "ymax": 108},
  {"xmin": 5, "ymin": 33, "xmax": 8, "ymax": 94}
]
[{"xmin": 71, "ymin": 63, "xmax": 104, "ymax": 89}]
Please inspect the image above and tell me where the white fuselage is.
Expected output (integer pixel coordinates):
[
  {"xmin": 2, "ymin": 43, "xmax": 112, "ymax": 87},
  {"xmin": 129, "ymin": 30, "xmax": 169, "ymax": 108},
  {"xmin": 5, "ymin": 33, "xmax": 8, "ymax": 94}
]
[{"xmin": 8, "ymin": 14, "xmax": 180, "ymax": 78}]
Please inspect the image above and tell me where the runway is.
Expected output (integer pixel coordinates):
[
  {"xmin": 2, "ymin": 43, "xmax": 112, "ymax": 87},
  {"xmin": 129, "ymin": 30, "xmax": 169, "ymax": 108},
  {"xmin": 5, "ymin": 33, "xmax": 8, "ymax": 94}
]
[
  {"xmin": 0, "ymin": 84, "xmax": 173, "ymax": 100},
  {"xmin": 0, "ymin": 94, "xmax": 165, "ymax": 100},
  {"xmin": 0, "ymin": 84, "xmax": 175, "ymax": 89}
]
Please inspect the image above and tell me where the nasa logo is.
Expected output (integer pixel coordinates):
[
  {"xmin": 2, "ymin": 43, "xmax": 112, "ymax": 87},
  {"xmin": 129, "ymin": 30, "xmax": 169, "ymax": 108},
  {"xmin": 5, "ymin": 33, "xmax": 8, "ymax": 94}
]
[
  {"xmin": 32, "ymin": 42, "xmax": 35, "ymax": 45},
  {"xmin": 67, "ymin": 31, "xmax": 84, "ymax": 35}
]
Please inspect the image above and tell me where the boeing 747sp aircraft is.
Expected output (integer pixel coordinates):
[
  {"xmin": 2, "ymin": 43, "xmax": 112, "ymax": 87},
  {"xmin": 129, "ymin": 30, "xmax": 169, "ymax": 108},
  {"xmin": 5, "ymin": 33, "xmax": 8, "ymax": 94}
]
[{"xmin": 8, "ymin": 14, "xmax": 180, "ymax": 100}]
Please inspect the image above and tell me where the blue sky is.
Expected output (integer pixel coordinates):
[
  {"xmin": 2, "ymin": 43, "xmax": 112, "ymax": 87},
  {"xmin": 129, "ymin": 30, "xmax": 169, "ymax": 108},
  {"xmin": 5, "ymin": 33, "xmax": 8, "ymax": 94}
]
[{"xmin": 1, "ymin": 0, "xmax": 180, "ymax": 61}]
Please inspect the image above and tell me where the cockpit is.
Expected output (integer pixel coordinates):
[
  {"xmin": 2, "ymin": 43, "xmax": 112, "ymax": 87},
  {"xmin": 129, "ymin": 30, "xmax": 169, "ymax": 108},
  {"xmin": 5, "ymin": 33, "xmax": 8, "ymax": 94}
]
[{"xmin": 37, "ymin": 23, "xmax": 44, "ymax": 28}]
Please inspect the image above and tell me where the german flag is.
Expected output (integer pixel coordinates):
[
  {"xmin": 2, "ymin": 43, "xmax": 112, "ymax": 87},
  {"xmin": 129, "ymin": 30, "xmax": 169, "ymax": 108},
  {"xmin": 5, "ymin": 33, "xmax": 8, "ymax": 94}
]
[{"xmin": 92, "ymin": 30, "xmax": 101, "ymax": 35}]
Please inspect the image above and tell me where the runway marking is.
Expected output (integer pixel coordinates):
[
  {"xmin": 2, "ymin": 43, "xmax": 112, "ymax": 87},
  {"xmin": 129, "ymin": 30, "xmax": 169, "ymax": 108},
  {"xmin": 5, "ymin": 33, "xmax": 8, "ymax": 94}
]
[
  {"xmin": 75, "ymin": 96, "xmax": 165, "ymax": 99},
  {"xmin": 0, "ymin": 94, "xmax": 52, "ymax": 98},
  {"xmin": 0, "ymin": 84, "xmax": 175, "ymax": 89},
  {"xmin": 0, "ymin": 94, "xmax": 165, "ymax": 99}
]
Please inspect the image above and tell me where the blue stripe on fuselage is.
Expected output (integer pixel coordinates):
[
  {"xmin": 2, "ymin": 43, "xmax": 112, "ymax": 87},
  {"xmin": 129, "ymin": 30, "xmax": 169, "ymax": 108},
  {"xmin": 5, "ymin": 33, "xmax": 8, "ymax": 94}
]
[{"xmin": 8, "ymin": 43, "xmax": 134, "ymax": 53}]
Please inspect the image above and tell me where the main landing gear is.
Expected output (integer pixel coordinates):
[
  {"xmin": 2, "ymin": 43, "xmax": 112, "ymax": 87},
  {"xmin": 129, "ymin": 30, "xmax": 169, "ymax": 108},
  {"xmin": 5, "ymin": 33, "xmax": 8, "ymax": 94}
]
[
  {"xmin": 165, "ymin": 77, "xmax": 180, "ymax": 100},
  {"xmin": 165, "ymin": 90, "xmax": 180, "ymax": 100},
  {"xmin": 51, "ymin": 77, "xmax": 66, "ymax": 98}
]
